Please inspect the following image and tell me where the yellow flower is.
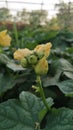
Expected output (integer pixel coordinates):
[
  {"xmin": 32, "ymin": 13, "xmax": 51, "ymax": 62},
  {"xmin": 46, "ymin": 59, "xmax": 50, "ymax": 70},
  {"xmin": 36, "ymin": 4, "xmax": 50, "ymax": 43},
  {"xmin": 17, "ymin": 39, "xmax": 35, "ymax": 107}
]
[
  {"xmin": 34, "ymin": 57, "xmax": 48, "ymax": 75},
  {"xmin": 14, "ymin": 48, "xmax": 32, "ymax": 60},
  {"xmin": 34, "ymin": 42, "xmax": 52, "ymax": 58},
  {"xmin": 0, "ymin": 30, "xmax": 11, "ymax": 47},
  {"xmin": 0, "ymin": 30, "xmax": 7, "ymax": 37}
]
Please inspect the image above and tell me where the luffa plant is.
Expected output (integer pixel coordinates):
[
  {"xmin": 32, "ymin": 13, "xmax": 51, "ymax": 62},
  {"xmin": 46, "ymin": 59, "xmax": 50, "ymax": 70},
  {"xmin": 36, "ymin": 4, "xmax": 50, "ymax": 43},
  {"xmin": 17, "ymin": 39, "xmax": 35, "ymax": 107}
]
[
  {"xmin": 0, "ymin": 30, "xmax": 73, "ymax": 130},
  {"xmin": 14, "ymin": 42, "xmax": 52, "ymax": 110}
]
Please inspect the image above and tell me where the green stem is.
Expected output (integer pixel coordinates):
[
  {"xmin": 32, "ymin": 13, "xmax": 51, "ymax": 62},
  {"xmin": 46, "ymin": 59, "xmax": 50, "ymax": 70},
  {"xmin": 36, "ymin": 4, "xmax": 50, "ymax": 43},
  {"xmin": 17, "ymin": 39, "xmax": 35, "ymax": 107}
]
[
  {"xmin": 13, "ymin": 22, "xmax": 19, "ymax": 47},
  {"xmin": 36, "ymin": 75, "xmax": 49, "ymax": 110}
]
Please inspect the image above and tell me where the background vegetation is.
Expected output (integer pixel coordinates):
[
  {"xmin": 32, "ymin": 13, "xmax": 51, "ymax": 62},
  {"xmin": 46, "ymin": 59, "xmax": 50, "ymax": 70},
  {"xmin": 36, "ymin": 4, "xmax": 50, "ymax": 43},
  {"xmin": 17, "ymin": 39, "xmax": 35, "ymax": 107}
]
[{"xmin": 0, "ymin": 0, "xmax": 73, "ymax": 130}]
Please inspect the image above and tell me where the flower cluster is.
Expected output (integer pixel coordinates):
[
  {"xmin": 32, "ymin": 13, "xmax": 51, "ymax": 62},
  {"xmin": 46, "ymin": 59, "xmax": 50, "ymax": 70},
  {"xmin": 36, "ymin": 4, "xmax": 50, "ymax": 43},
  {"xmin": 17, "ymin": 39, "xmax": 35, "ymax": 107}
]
[
  {"xmin": 0, "ymin": 30, "xmax": 11, "ymax": 47},
  {"xmin": 14, "ymin": 42, "xmax": 52, "ymax": 75}
]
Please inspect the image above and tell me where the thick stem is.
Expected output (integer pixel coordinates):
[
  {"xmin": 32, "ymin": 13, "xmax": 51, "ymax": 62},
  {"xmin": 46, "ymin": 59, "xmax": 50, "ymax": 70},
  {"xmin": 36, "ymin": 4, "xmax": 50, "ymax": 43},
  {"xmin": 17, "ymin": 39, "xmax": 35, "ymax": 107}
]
[{"xmin": 36, "ymin": 75, "xmax": 49, "ymax": 110}]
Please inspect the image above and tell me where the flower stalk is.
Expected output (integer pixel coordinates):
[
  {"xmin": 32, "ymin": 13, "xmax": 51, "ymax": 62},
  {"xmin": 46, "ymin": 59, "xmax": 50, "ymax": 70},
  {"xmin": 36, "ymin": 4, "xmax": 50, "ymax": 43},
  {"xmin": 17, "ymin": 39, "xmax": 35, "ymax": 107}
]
[{"xmin": 36, "ymin": 75, "xmax": 49, "ymax": 110}]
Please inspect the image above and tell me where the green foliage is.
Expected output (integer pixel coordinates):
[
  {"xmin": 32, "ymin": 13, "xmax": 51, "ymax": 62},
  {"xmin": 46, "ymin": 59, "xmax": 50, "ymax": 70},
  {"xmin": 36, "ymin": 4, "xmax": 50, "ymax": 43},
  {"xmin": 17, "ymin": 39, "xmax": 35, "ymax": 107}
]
[
  {"xmin": 0, "ymin": 73, "xmax": 16, "ymax": 94},
  {"xmin": 0, "ymin": 92, "xmax": 73, "ymax": 130},
  {"xmin": 11, "ymin": 27, "xmax": 58, "ymax": 49},
  {"xmin": 0, "ymin": 92, "xmax": 41, "ymax": 130},
  {"xmin": 56, "ymin": 80, "xmax": 73, "ymax": 97},
  {"xmin": 7, "ymin": 61, "xmax": 25, "ymax": 71},
  {"xmin": 0, "ymin": 53, "xmax": 10, "ymax": 64},
  {"xmin": 45, "ymin": 108, "xmax": 73, "ymax": 130},
  {"xmin": 0, "ymin": 28, "xmax": 73, "ymax": 129}
]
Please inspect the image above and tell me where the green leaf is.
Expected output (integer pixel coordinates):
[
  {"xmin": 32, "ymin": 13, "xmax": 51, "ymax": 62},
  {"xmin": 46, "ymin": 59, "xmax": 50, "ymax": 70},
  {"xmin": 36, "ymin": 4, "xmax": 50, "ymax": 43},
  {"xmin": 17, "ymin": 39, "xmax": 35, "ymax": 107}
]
[
  {"xmin": 56, "ymin": 59, "xmax": 73, "ymax": 79},
  {"xmin": 66, "ymin": 47, "xmax": 73, "ymax": 53},
  {"xmin": 45, "ymin": 107, "xmax": 73, "ymax": 130},
  {"xmin": 63, "ymin": 71, "xmax": 73, "ymax": 80},
  {"xmin": 53, "ymin": 58, "xmax": 73, "ymax": 78},
  {"xmin": 43, "ymin": 59, "xmax": 73, "ymax": 88},
  {"xmin": 59, "ymin": 58, "xmax": 73, "ymax": 72},
  {"xmin": 46, "ymin": 98, "xmax": 54, "ymax": 107},
  {"xmin": 0, "ymin": 92, "xmax": 42, "ymax": 130},
  {"xmin": 0, "ymin": 53, "xmax": 10, "ymax": 64},
  {"xmin": 43, "ymin": 74, "xmax": 60, "ymax": 87},
  {"xmin": 51, "ymin": 58, "xmax": 73, "ymax": 74},
  {"xmin": 0, "ymin": 73, "xmax": 16, "ymax": 94},
  {"xmin": 42, "ymin": 59, "xmax": 62, "ymax": 87},
  {"xmin": 7, "ymin": 62, "xmax": 26, "ymax": 71},
  {"xmin": 56, "ymin": 80, "xmax": 73, "ymax": 97}
]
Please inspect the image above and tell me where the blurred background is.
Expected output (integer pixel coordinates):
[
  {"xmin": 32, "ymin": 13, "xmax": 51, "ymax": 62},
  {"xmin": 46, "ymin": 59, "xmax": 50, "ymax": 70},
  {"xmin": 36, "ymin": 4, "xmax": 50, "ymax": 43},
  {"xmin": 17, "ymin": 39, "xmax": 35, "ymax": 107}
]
[{"xmin": 0, "ymin": 0, "xmax": 73, "ymax": 30}]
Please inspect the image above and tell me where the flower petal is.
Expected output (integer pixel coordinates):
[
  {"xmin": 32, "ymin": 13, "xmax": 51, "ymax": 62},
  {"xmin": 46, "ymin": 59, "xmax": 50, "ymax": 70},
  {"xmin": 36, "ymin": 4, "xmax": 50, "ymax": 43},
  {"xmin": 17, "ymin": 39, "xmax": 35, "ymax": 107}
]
[
  {"xmin": 34, "ymin": 42, "xmax": 52, "ymax": 58},
  {"xmin": 0, "ymin": 30, "xmax": 11, "ymax": 47},
  {"xmin": 14, "ymin": 48, "xmax": 32, "ymax": 60},
  {"xmin": 0, "ymin": 30, "xmax": 7, "ymax": 37}
]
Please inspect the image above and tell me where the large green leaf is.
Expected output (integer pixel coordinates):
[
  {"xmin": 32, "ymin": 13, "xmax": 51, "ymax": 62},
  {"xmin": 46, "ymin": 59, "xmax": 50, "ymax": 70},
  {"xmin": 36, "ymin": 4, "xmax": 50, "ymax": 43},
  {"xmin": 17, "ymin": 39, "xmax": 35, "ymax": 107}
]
[
  {"xmin": 42, "ymin": 59, "xmax": 62, "ymax": 87},
  {"xmin": 56, "ymin": 80, "xmax": 73, "ymax": 97},
  {"xmin": 45, "ymin": 107, "xmax": 73, "ymax": 130},
  {"xmin": 0, "ymin": 92, "xmax": 42, "ymax": 130},
  {"xmin": 0, "ymin": 91, "xmax": 54, "ymax": 130},
  {"xmin": 43, "ymin": 58, "xmax": 72, "ymax": 87},
  {"xmin": 0, "ymin": 73, "xmax": 16, "ymax": 94}
]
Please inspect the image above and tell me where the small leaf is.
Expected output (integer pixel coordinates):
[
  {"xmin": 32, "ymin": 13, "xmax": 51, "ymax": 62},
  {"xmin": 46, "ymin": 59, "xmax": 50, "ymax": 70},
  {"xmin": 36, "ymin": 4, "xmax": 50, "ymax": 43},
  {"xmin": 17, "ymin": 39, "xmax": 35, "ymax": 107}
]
[{"xmin": 46, "ymin": 97, "xmax": 54, "ymax": 107}]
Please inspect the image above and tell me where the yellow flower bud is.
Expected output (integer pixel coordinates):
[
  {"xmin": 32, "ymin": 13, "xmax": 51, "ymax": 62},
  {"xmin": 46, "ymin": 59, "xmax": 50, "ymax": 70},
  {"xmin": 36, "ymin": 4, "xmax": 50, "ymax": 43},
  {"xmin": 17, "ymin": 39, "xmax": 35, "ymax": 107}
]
[
  {"xmin": 14, "ymin": 48, "xmax": 32, "ymax": 60},
  {"xmin": 21, "ymin": 58, "xmax": 28, "ymax": 68},
  {"xmin": 27, "ymin": 54, "xmax": 38, "ymax": 65},
  {"xmin": 34, "ymin": 57, "xmax": 48, "ymax": 75},
  {"xmin": 0, "ymin": 30, "xmax": 11, "ymax": 47}
]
